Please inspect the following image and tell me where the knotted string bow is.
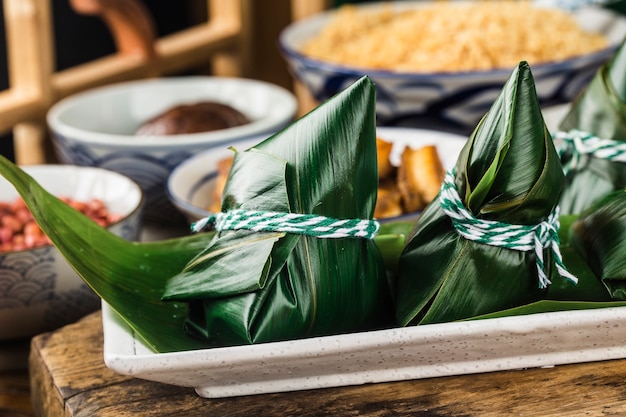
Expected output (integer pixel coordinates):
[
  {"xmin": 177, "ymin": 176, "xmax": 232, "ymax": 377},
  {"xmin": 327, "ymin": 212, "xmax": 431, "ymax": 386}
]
[{"xmin": 439, "ymin": 170, "xmax": 578, "ymax": 288}]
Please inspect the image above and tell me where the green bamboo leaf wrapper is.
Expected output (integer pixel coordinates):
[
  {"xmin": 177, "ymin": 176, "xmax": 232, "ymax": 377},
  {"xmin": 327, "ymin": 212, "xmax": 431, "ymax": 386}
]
[
  {"xmin": 374, "ymin": 220, "xmax": 414, "ymax": 274},
  {"xmin": 569, "ymin": 189, "xmax": 626, "ymax": 300},
  {"xmin": 469, "ymin": 299, "xmax": 626, "ymax": 319},
  {"xmin": 558, "ymin": 37, "xmax": 626, "ymax": 214},
  {"xmin": 396, "ymin": 62, "xmax": 566, "ymax": 326},
  {"xmin": 0, "ymin": 156, "xmax": 215, "ymax": 352},
  {"xmin": 163, "ymin": 76, "xmax": 394, "ymax": 346}
]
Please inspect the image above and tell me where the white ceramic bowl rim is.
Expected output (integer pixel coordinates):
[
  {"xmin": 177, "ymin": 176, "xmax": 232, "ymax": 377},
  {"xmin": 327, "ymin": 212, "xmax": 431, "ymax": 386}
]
[
  {"xmin": 168, "ymin": 179, "xmax": 215, "ymax": 220},
  {"xmin": 0, "ymin": 165, "xmax": 144, "ymax": 253},
  {"xmin": 47, "ymin": 76, "xmax": 297, "ymax": 147},
  {"xmin": 166, "ymin": 136, "xmax": 264, "ymax": 221},
  {"xmin": 167, "ymin": 161, "xmax": 215, "ymax": 220},
  {"xmin": 279, "ymin": 2, "xmax": 623, "ymax": 79}
]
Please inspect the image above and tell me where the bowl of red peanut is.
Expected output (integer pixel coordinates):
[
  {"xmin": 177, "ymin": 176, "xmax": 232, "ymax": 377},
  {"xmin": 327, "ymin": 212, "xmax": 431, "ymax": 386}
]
[{"xmin": 0, "ymin": 164, "xmax": 143, "ymax": 340}]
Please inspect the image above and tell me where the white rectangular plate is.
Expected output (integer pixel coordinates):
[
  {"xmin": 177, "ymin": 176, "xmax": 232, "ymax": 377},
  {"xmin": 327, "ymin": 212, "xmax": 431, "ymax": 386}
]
[
  {"xmin": 104, "ymin": 112, "xmax": 621, "ymax": 398},
  {"xmin": 103, "ymin": 303, "xmax": 626, "ymax": 398}
]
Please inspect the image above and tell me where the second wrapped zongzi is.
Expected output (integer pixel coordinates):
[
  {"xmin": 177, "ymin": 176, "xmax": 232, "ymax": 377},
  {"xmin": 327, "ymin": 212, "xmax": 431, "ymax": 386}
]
[
  {"xmin": 556, "ymin": 37, "xmax": 626, "ymax": 215},
  {"xmin": 396, "ymin": 61, "xmax": 577, "ymax": 326},
  {"xmin": 569, "ymin": 189, "xmax": 626, "ymax": 300}
]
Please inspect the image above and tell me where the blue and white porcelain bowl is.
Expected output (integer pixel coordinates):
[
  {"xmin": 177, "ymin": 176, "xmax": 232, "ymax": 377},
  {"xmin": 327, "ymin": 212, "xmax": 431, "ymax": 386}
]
[
  {"xmin": 279, "ymin": 1, "xmax": 626, "ymax": 134},
  {"xmin": 0, "ymin": 165, "xmax": 143, "ymax": 340},
  {"xmin": 47, "ymin": 76, "xmax": 298, "ymax": 224}
]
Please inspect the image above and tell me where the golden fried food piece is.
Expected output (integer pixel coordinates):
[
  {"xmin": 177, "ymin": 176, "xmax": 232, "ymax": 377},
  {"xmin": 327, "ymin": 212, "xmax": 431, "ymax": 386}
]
[
  {"xmin": 376, "ymin": 137, "xmax": 395, "ymax": 179},
  {"xmin": 397, "ymin": 145, "xmax": 444, "ymax": 213},
  {"xmin": 207, "ymin": 156, "xmax": 234, "ymax": 212},
  {"xmin": 375, "ymin": 179, "xmax": 404, "ymax": 219}
]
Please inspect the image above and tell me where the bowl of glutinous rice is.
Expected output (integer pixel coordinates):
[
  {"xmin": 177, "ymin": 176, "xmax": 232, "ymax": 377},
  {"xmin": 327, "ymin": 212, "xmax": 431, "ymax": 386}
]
[{"xmin": 279, "ymin": 1, "xmax": 626, "ymax": 134}]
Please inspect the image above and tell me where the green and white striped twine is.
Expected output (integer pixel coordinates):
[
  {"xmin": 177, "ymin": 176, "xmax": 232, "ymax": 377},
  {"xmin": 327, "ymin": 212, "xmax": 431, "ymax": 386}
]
[
  {"xmin": 439, "ymin": 170, "xmax": 578, "ymax": 289},
  {"xmin": 192, "ymin": 209, "xmax": 380, "ymax": 239},
  {"xmin": 553, "ymin": 129, "xmax": 626, "ymax": 174}
]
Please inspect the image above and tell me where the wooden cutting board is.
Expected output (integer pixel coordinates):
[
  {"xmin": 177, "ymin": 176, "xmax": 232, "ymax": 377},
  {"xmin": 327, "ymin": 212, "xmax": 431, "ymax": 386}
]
[{"xmin": 27, "ymin": 311, "xmax": 626, "ymax": 416}]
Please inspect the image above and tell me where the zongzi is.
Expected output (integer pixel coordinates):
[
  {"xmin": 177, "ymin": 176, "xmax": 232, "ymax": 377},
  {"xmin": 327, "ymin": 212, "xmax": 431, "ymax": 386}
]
[
  {"xmin": 162, "ymin": 76, "xmax": 395, "ymax": 346},
  {"xmin": 556, "ymin": 36, "xmax": 626, "ymax": 215},
  {"xmin": 395, "ymin": 61, "xmax": 576, "ymax": 326}
]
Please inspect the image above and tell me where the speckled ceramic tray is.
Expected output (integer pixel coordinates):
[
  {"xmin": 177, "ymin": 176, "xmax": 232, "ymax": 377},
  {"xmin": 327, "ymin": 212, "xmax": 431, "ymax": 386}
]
[
  {"xmin": 102, "ymin": 303, "xmax": 626, "ymax": 398},
  {"xmin": 102, "ymin": 105, "xmax": 625, "ymax": 398}
]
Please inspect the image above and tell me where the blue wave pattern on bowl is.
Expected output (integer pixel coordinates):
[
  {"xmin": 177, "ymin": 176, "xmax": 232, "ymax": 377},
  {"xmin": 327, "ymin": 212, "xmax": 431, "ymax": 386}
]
[
  {"xmin": 0, "ymin": 247, "xmax": 57, "ymax": 308},
  {"xmin": 279, "ymin": 3, "xmax": 625, "ymax": 135},
  {"xmin": 52, "ymin": 134, "xmax": 194, "ymax": 224},
  {"xmin": 0, "ymin": 216, "xmax": 141, "ymax": 306},
  {"xmin": 0, "ymin": 246, "xmax": 102, "ymax": 333},
  {"xmin": 282, "ymin": 46, "xmax": 614, "ymax": 134},
  {"xmin": 0, "ymin": 204, "xmax": 141, "ymax": 336}
]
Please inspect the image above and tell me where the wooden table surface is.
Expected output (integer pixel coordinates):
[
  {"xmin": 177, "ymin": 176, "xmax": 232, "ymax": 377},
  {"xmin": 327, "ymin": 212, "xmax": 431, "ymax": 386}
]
[
  {"xmin": 0, "ymin": 311, "xmax": 624, "ymax": 416},
  {"xmin": 0, "ymin": 225, "xmax": 189, "ymax": 417},
  {"xmin": 0, "ymin": 369, "xmax": 32, "ymax": 417}
]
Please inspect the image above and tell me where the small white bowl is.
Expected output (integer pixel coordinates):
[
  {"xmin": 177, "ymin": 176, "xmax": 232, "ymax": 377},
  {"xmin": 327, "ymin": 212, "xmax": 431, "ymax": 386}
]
[
  {"xmin": 0, "ymin": 165, "xmax": 143, "ymax": 340},
  {"xmin": 166, "ymin": 136, "xmax": 264, "ymax": 224},
  {"xmin": 47, "ymin": 76, "xmax": 298, "ymax": 223},
  {"xmin": 279, "ymin": 2, "xmax": 626, "ymax": 134},
  {"xmin": 167, "ymin": 127, "xmax": 466, "ymax": 224}
]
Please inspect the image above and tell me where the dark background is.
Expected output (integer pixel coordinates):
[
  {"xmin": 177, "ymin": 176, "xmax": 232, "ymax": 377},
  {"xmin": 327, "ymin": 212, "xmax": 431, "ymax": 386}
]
[
  {"xmin": 2, "ymin": 0, "xmax": 625, "ymax": 162},
  {"xmin": 0, "ymin": 1, "xmax": 199, "ymax": 161}
]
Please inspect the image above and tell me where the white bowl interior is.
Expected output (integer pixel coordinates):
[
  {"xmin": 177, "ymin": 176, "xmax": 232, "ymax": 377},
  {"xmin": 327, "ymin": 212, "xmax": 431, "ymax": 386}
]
[
  {"xmin": 47, "ymin": 76, "xmax": 298, "ymax": 146},
  {"xmin": 0, "ymin": 165, "xmax": 143, "ymax": 219}
]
